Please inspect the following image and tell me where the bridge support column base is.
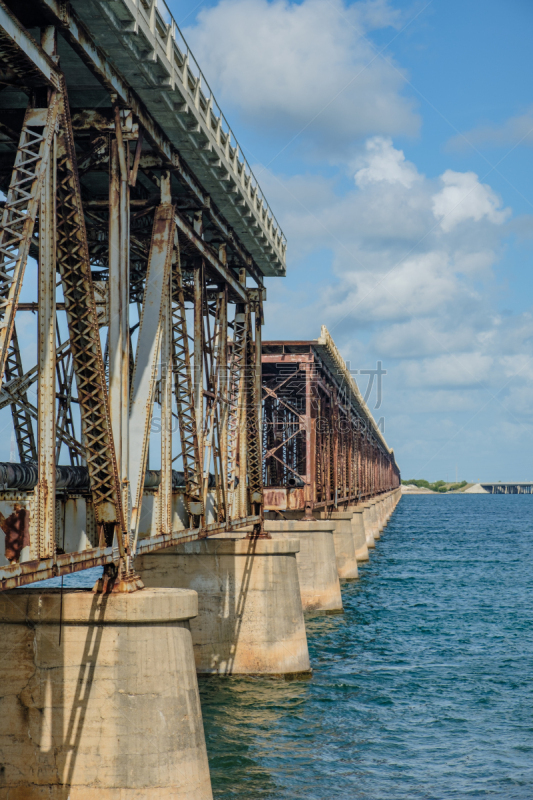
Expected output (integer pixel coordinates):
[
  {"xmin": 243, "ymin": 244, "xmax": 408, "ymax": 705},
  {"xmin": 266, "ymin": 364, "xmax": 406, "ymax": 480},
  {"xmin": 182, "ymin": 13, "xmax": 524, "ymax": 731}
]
[
  {"xmin": 360, "ymin": 504, "xmax": 376, "ymax": 548},
  {"xmin": 347, "ymin": 507, "xmax": 370, "ymax": 561},
  {"xmin": 0, "ymin": 588, "xmax": 212, "ymax": 800},
  {"xmin": 259, "ymin": 520, "xmax": 342, "ymax": 614},
  {"xmin": 369, "ymin": 500, "xmax": 381, "ymax": 539},
  {"xmin": 318, "ymin": 512, "xmax": 359, "ymax": 580},
  {"xmin": 137, "ymin": 537, "xmax": 311, "ymax": 676}
]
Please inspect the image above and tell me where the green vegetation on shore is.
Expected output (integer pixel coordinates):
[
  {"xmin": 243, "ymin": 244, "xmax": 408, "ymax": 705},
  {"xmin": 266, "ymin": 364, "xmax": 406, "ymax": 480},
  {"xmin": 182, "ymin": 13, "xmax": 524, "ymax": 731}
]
[{"xmin": 402, "ymin": 479, "xmax": 468, "ymax": 493}]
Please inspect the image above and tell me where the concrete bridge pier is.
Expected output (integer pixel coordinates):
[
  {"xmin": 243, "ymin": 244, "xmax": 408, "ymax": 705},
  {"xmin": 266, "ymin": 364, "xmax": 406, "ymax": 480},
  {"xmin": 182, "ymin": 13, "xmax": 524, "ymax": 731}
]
[
  {"xmin": 349, "ymin": 507, "xmax": 369, "ymax": 561},
  {"xmin": 0, "ymin": 587, "xmax": 213, "ymax": 800},
  {"xmin": 377, "ymin": 495, "xmax": 388, "ymax": 532},
  {"xmin": 370, "ymin": 500, "xmax": 382, "ymax": 540},
  {"xmin": 372, "ymin": 498, "xmax": 383, "ymax": 535},
  {"xmin": 319, "ymin": 512, "xmax": 359, "ymax": 580},
  {"xmin": 361, "ymin": 503, "xmax": 376, "ymax": 549},
  {"xmin": 375, "ymin": 497, "xmax": 385, "ymax": 532},
  {"xmin": 137, "ymin": 537, "xmax": 311, "ymax": 676},
  {"xmin": 259, "ymin": 520, "xmax": 343, "ymax": 614}
]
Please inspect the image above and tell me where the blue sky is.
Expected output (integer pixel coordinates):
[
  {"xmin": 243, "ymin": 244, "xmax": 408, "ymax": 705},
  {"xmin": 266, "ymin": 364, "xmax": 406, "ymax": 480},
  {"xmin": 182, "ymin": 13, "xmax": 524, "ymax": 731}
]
[{"xmin": 162, "ymin": 0, "xmax": 533, "ymax": 483}]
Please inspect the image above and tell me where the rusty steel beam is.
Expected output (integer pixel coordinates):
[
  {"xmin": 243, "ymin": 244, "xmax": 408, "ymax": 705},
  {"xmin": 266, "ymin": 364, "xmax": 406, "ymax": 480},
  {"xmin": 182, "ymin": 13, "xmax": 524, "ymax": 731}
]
[
  {"xmin": 4, "ymin": 327, "xmax": 37, "ymax": 462},
  {"xmin": 0, "ymin": 0, "xmax": 60, "ymax": 88},
  {"xmin": 55, "ymin": 77, "xmax": 126, "ymax": 549},
  {"xmin": 129, "ymin": 203, "xmax": 175, "ymax": 549},
  {"xmin": 171, "ymin": 241, "xmax": 203, "ymax": 518},
  {"xmin": 175, "ymin": 211, "xmax": 247, "ymax": 302},
  {"xmin": 36, "ymin": 128, "xmax": 56, "ymax": 560},
  {"xmin": 0, "ymin": 97, "xmax": 60, "ymax": 387}
]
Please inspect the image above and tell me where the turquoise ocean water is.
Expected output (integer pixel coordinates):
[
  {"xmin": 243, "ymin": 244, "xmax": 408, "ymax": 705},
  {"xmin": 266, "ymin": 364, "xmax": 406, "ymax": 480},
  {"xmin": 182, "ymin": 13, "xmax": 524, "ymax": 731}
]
[
  {"xmin": 200, "ymin": 495, "xmax": 533, "ymax": 799},
  {"xmin": 35, "ymin": 495, "xmax": 533, "ymax": 798}
]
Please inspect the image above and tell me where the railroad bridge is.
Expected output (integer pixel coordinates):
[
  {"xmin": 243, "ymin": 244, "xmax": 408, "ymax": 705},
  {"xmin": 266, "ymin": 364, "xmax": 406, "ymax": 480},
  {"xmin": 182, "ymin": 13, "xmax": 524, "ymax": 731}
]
[{"xmin": 0, "ymin": 2, "xmax": 401, "ymax": 797}]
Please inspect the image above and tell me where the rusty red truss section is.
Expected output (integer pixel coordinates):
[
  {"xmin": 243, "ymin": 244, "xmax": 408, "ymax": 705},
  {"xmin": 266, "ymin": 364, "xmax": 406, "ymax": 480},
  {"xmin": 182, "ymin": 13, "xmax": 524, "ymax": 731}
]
[{"xmin": 262, "ymin": 327, "xmax": 400, "ymax": 515}]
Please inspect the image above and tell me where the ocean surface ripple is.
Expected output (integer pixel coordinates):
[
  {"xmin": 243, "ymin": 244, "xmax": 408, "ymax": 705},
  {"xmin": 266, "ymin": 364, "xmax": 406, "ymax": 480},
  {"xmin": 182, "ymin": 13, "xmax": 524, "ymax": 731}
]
[{"xmin": 200, "ymin": 495, "xmax": 533, "ymax": 799}]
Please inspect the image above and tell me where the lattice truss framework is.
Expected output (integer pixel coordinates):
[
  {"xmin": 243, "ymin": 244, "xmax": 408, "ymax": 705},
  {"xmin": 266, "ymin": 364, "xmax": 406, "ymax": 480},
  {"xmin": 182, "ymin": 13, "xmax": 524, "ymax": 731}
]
[
  {"xmin": 0, "ymin": 6, "xmax": 265, "ymax": 590},
  {"xmin": 262, "ymin": 344, "xmax": 401, "ymax": 515}
]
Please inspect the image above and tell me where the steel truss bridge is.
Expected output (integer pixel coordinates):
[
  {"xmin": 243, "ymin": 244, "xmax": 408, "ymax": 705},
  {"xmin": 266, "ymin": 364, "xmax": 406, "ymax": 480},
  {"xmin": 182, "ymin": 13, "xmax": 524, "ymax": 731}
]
[
  {"xmin": 262, "ymin": 328, "xmax": 400, "ymax": 517},
  {"xmin": 0, "ymin": 0, "xmax": 399, "ymax": 592}
]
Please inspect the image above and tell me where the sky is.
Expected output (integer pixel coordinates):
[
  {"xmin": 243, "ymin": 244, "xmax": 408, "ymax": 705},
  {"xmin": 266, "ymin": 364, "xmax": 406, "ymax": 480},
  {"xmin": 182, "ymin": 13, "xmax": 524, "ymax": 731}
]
[{"xmin": 163, "ymin": 0, "xmax": 533, "ymax": 483}]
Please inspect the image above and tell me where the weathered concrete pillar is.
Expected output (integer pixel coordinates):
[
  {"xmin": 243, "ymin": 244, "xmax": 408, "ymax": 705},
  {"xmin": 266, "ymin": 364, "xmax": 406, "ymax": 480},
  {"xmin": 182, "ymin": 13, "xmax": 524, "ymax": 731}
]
[
  {"xmin": 349, "ymin": 507, "xmax": 369, "ymax": 561},
  {"xmin": 376, "ymin": 497, "xmax": 386, "ymax": 532},
  {"xmin": 137, "ymin": 537, "xmax": 311, "ymax": 676},
  {"xmin": 0, "ymin": 587, "xmax": 212, "ymax": 800},
  {"xmin": 368, "ymin": 500, "xmax": 381, "ymax": 540},
  {"xmin": 261, "ymin": 520, "xmax": 342, "ymax": 614},
  {"xmin": 373, "ymin": 498, "xmax": 382, "ymax": 533},
  {"xmin": 378, "ymin": 496, "xmax": 387, "ymax": 530},
  {"xmin": 319, "ymin": 511, "xmax": 359, "ymax": 579},
  {"xmin": 361, "ymin": 503, "xmax": 376, "ymax": 548}
]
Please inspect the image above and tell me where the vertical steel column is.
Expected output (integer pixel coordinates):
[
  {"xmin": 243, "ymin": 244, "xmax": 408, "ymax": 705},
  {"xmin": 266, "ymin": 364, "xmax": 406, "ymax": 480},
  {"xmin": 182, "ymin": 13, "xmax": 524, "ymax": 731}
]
[
  {"xmin": 236, "ymin": 268, "xmax": 249, "ymax": 518},
  {"xmin": 332, "ymin": 388, "xmax": 339, "ymax": 507},
  {"xmin": 56, "ymin": 78, "xmax": 125, "ymax": 550},
  {"xmin": 160, "ymin": 262, "xmax": 172, "ymax": 535},
  {"xmin": 218, "ymin": 282, "xmax": 228, "ymax": 522},
  {"xmin": 193, "ymin": 265, "xmax": 203, "ymax": 462},
  {"xmin": 227, "ymin": 300, "xmax": 246, "ymax": 520},
  {"xmin": 303, "ymin": 362, "xmax": 316, "ymax": 519},
  {"xmin": 0, "ymin": 96, "xmax": 59, "ymax": 386},
  {"xmin": 129, "ymin": 201, "xmax": 174, "ymax": 547},
  {"xmin": 245, "ymin": 294, "xmax": 264, "ymax": 532},
  {"xmin": 237, "ymin": 308, "xmax": 249, "ymax": 518},
  {"xmin": 108, "ymin": 125, "xmax": 130, "ymax": 523},
  {"xmin": 36, "ymin": 134, "xmax": 56, "ymax": 558},
  {"xmin": 348, "ymin": 423, "xmax": 353, "ymax": 500},
  {"xmin": 171, "ymin": 240, "xmax": 203, "ymax": 520}
]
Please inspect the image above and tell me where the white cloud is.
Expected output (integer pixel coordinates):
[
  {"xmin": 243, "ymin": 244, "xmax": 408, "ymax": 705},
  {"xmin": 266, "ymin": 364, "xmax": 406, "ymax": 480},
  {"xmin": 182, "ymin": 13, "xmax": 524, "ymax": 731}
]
[
  {"xmin": 431, "ymin": 170, "xmax": 510, "ymax": 232},
  {"xmin": 259, "ymin": 142, "xmax": 514, "ymax": 369},
  {"xmin": 185, "ymin": 0, "xmax": 419, "ymax": 155},
  {"xmin": 354, "ymin": 136, "xmax": 420, "ymax": 188},
  {"xmin": 326, "ymin": 251, "xmax": 463, "ymax": 323}
]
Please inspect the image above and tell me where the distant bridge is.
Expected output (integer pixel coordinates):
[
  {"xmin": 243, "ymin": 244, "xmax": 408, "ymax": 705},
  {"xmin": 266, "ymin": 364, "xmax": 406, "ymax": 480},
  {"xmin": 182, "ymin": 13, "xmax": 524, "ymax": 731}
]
[{"xmin": 480, "ymin": 483, "xmax": 533, "ymax": 494}]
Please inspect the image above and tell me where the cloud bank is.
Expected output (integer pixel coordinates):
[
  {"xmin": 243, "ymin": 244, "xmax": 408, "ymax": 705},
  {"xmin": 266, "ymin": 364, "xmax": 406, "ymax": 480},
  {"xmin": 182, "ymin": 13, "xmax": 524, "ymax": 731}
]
[
  {"xmin": 185, "ymin": 0, "xmax": 419, "ymax": 157},
  {"xmin": 182, "ymin": 0, "xmax": 533, "ymax": 478}
]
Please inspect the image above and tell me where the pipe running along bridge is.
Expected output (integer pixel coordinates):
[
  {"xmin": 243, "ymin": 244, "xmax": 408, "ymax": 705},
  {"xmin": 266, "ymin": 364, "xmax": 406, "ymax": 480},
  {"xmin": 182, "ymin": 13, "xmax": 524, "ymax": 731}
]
[{"xmin": 0, "ymin": 2, "xmax": 402, "ymax": 796}]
